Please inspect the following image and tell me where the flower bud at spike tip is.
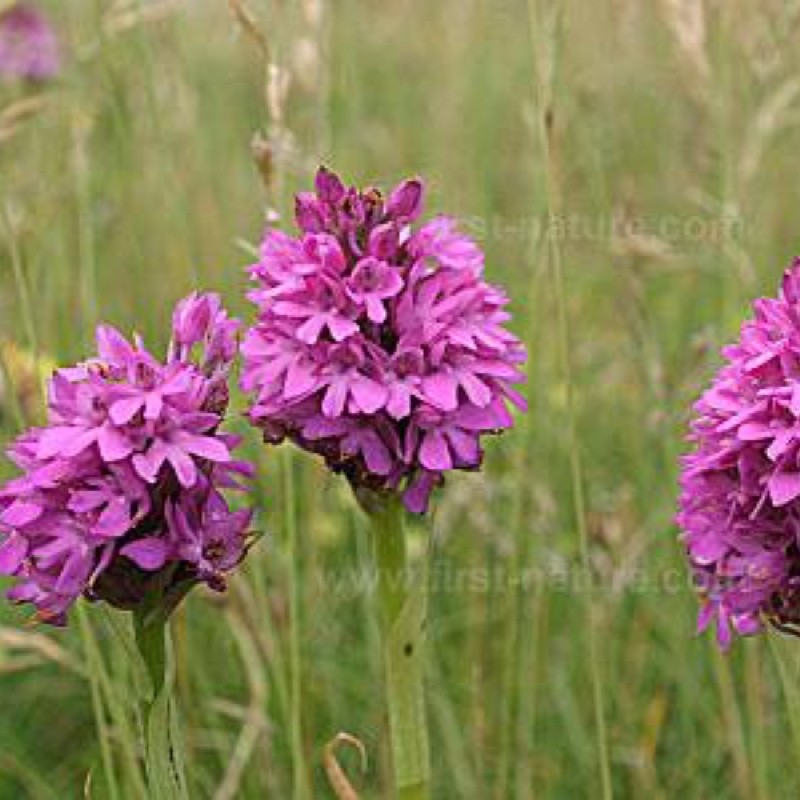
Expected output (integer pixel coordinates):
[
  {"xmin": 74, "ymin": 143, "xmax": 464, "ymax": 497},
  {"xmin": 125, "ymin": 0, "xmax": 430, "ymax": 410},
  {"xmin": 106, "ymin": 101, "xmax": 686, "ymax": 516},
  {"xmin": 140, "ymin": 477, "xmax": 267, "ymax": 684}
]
[{"xmin": 386, "ymin": 178, "xmax": 423, "ymax": 222}]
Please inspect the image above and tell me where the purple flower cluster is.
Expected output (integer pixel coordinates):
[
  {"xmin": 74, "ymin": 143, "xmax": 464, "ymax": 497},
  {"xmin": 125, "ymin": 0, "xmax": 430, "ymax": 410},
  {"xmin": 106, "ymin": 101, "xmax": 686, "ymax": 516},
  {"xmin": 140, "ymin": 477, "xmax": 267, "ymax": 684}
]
[
  {"xmin": 0, "ymin": 3, "xmax": 59, "ymax": 82},
  {"xmin": 242, "ymin": 168, "xmax": 526, "ymax": 512},
  {"xmin": 678, "ymin": 260, "xmax": 800, "ymax": 647},
  {"xmin": 0, "ymin": 294, "xmax": 253, "ymax": 624}
]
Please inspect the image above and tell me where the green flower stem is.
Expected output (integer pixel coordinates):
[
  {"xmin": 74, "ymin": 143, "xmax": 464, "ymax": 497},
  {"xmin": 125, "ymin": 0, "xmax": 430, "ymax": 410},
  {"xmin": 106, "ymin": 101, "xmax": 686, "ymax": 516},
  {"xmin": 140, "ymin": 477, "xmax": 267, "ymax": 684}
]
[
  {"xmin": 369, "ymin": 498, "xmax": 430, "ymax": 800},
  {"xmin": 133, "ymin": 604, "xmax": 188, "ymax": 800}
]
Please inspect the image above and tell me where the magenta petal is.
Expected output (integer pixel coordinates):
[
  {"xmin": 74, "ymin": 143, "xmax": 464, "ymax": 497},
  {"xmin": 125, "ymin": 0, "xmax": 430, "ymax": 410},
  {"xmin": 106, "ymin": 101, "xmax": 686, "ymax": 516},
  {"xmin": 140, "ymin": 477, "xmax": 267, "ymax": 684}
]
[
  {"xmin": 297, "ymin": 316, "xmax": 326, "ymax": 345},
  {"xmin": 689, "ymin": 534, "xmax": 728, "ymax": 565},
  {"xmin": 733, "ymin": 613, "xmax": 761, "ymax": 636},
  {"xmin": 227, "ymin": 459, "xmax": 256, "ymax": 479},
  {"xmin": 386, "ymin": 178, "xmax": 424, "ymax": 221},
  {"xmin": 769, "ymin": 471, "xmax": 800, "ymax": 506},
  {"xmin": 93, "ymin": 498, "xmax": 131, "ymax": 538},
  {"xmin": 457, "ymin": 400, "xmax": 513, "ymax": 431},
  {"xmin": 315, "ymin": 166, "xmax": 346, "ymax": 204},
  {"xmin": 61, "ymin": 427, "xmax": 100, "ymax": 458},
  {"xmin": 1, "ymin": 499, "xmax": 42, "ymax": 527},
  {"xmin": 110, "ymin": 396, "xmax": 144, "ymax": 425},
  {"xmin": 696, "ymin": 601, "xmax": 715, "ymax": 634},
  {"xmin": 403, "ymin": 471, "xmax": 439, "ymax": 514},
  {"xmin": 30, "ymin": 460, "xmax": 70, "ymax": 488},
  {"xmin": 68, "ymin": 490, "xmax": 108, "ymax": 513},
  {"xmin": 716, "ymin": 613, "xmax": 732, "ymax": 650},
  {"xmin": 54, "ymin": 552, "xmax": 92, "ymax": 595},
  {"xmin": 368, "ymin": 223, "xmax": 399, "ymax": 260},
  {"xmin": 420, "ymin": 430, "xmax": 452, "ymax": 471},
  {"xmin": 503, "ymin": 385, "xmax": 528, "ymax": 411},
  {"xmin": 133, "ymin": 441, "xmax": 168, "ymax": 483},
  {"xmin": 304, "ymin": 416, "xmax": 348, "ymax": 439},
  {"xmin": 172, "ymin": 433, "xmax": 231, "ymax": 463},
  {"xmin": 144, "ymin": 392, "xmax": 163, "ymax": 420},
  {"xmin": 6, "ymin": 580, "xmax": 38, "ymax": 603},
  {"xmin": 366, "ymin": 297, "xmax": 387, "ymax": 324},
  {"xmin": 296, "ymin": 192, "xmax": 325, "ymax": 232},
  {"xmin": 121, "ymin": 538, "xmax": 169, "ymax": 571},
  {"xmin": 422, "ymin": 373, "xmax": 459, "ymax": 411},
  {"xmin": 37, "ymin": 426, "xmax": 80, "ymax": 459},
  {"xmin": 459, "ymin": 372, "xmax": 493, "ymax": 407},
  {"xmin": 96, "ymin": 324, "xmax": 135, "ymax": 368},
  {"xmin": 322, "ymin": 381, "xmax": 348, "ymax": 418},
  {"xmin": 351, "ymin": 377, "xmax": 389, "ymax": 414},
  {"xmin": 166, "ymin": 446, "xmax": 197, "ymax": 488},
  {"xmin": 738, "ymin": 422, "xmax": 774, "ymax": 441},
  {"xmin": 360, "ymin": 431, "xmax": 393, "ymax": 475},
  {"xmin": 98, "ymin": 425, "xmax": 133, "ymax": 462},
  {"xmin": 0, "ymin": 534, "xmax": 27, "ymax": 573},
  {"xmin": 445, "ymin": 428, "xmax": 480, "ymax": 465},
  {"xmin": 285, "ymin": 359, "xmax": 319, "ymax": 399},
  {"xmin": 327, "ymin": 315, "xmax": 359, "ymax": 342},
  {"xmin": 387, "ymin": 385, "xmax": 412, "ymax": 420},
  {"xmin": 274, "ymin": 301, "xmax": 314, "ymax": 319},
  {"xmin": 766, "ymin": 431, "xmax": 793, "ymax": 461},
  {"xmin": 180, "ymin": 412, "xmax": 220, "ymax": 433}
]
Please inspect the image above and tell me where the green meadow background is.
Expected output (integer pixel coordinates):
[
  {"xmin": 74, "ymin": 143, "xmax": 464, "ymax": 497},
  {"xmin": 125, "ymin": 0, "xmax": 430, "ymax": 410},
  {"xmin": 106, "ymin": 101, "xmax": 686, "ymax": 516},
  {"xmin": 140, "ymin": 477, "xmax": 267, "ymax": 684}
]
[{"xmin": 3, "ymin": 1, "xmax": 800, "ymax": 797}]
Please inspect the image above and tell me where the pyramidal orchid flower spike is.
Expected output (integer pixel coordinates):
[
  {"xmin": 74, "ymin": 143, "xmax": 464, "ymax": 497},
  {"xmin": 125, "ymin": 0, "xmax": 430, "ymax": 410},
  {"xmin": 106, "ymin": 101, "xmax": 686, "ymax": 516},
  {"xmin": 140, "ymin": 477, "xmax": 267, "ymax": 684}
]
[
  {"xmin": 243, "ymin": 167, "xmax": 527, "ymax": 800},
  {"xmin": 0, "ymin": 292, "xmax": 253, "ymax": 796},
  {"xmin": 0, "ymin": 3, "xmax": 59, "ymax": 82},
  {"xmin": 678, "ymin": 259, "xmax": 800, "ymax": 649},
  {"xmin": 242, "ymin": 166, "xmax": 527, "ymax": 514},
  {"xmin": 0, "ymin": 292, "xmax": 254, "ymax": 625}
]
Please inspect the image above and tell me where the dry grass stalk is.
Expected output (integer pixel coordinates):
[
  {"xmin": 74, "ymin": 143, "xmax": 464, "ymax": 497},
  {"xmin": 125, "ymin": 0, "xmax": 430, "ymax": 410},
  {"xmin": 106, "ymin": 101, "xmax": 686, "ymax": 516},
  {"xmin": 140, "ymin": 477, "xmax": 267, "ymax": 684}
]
[
  {"xmin": 227, "ymin": 0, "xmax": 296, "ymax": 199},
  {"xmin": 103, "ymin": 0, "xmax": 184, "ymax": 37},
  {"xmin": 0, "ymin": 340, "xmax": 52, "ymax": 423},
  {"xmin": 213, "ymin": 610, "xmax": 270, "ymax": 800},
  {"xmin": 227, "ymin": 0, "xmax": 270, "ymax": 61},
  {"xmin": 0, "ymin": 626, "xmax": 84, "ymax": 676},
  {"xmin": 323, "ymin": 732, "xmax": 368, "ymax": 800},
  {"xmin": 0, "ymin": 96, "xmax": 47, "ymax": 146},
  {"xmin": 739, "ymin": 77, "xmax": 800, "ymax": 188},
  {"xmin": 659, "ymin": 0, "xmax": 710, "ymax": 89}
]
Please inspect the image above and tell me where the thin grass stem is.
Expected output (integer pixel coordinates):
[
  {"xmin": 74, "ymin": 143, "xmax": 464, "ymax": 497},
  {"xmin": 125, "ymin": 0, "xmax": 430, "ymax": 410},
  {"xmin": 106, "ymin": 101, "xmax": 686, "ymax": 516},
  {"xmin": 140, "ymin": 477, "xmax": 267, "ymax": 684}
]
[
  {"xmin": 76, "ymin": 603, "xmax": 122, "ymax": 800},
  {"xmin": 526, "ymin": 2, "xmax": 612, "ymax": 796},
  {"xmin": 283, "ymin": 447, "xmax": 310, "ymax": 799}
]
